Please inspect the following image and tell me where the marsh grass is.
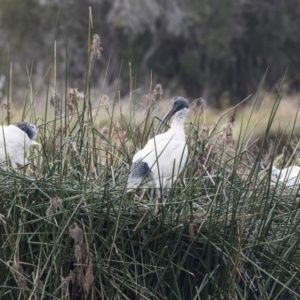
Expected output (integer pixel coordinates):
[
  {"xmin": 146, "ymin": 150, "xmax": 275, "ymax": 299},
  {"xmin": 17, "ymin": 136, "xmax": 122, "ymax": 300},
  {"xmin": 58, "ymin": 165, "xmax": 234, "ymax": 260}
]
[{"xmin": 1, "ymin": 16, "xmax": 300, "ymax": 300}]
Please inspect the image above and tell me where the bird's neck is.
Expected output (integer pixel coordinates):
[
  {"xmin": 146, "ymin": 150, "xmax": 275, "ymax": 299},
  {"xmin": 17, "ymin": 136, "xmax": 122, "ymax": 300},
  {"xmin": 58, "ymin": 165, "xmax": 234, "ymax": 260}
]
[{"xmin": 171, "ymin": 109, "xmax": 188, "ymax": 130}]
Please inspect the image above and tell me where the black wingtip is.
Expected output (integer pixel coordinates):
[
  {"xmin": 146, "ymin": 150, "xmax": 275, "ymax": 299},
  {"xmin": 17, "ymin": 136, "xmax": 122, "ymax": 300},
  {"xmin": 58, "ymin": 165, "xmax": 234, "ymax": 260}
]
[{"xmin": 129, "ymin": 159, "xmax": 152, "ymax": 180}]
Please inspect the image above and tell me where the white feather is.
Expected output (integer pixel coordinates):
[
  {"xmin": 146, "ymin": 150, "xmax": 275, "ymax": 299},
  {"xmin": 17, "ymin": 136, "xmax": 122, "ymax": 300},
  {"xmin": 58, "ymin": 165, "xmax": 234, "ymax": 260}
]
[
  {"xmin": 0, "ymin": 125, "xmax": 39, "ymax": 168},
  {"xmin": 128, "ymin": 108, "xmax": 188, "ymax": 189}
]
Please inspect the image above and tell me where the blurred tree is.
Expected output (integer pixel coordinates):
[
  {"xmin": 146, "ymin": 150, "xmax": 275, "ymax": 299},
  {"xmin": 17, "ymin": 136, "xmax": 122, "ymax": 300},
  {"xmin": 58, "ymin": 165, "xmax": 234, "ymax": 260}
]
[
  {"xmin": 0, "ymin": 0, "xmax": 300, "ymax": 105},
  {"xmin": 107, "ymin": 0, "xmax": 245, "ymax": 103}
]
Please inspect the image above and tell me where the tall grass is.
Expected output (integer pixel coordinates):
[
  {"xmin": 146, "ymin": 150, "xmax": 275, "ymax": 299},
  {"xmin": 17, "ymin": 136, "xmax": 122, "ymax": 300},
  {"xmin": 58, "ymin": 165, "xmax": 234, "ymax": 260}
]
[{"xmin": 1, "ymin": 13, "xmax": 300, "ymax": 300}]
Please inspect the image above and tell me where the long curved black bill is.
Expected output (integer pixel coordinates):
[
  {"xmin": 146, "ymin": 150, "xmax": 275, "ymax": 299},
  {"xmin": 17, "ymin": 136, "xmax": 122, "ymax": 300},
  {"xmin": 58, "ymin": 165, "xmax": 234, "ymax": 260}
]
[{"xmin": 156, "ymin": 107, "xmax": 177, "ymax": 134}]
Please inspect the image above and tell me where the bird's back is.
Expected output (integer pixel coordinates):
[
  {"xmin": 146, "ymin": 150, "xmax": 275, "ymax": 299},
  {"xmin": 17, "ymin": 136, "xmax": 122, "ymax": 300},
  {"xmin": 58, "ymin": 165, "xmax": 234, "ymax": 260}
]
[
  {"xmin": 0, "ymin": 125, "xmax": 35, "ymax": 167},
  {"xmin": 279, "ymin": 166, "xmax": 300, "ymax": 186}
]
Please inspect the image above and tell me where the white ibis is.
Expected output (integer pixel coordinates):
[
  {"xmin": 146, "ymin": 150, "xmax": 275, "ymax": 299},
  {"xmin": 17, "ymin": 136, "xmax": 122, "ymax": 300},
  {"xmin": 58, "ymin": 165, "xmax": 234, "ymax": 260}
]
[
  {"xmin": 127, "ymin": 97, "xmax": 189, "ymax": 191},
  {"xmin": 259, "ymin": 162, "xmax": 300, "ymax": 187},
  {"xmin": 0, "ymin": 122, "xmax": 39, "ymax": 168}
]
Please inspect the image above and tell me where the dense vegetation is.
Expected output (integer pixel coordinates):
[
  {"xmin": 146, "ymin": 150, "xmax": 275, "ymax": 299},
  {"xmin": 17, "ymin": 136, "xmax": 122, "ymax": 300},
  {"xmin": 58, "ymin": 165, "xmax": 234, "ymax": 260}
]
[
  {"xmin": 1, "ymin": 74, "xmax": 300, "ymax": 299},
  {"xmin": 1, "ymin": 5, "xmax": 300, "ymax": 300},
  {"xmin": 1, "ymin": 0, "xmax": 300, "ymax": 104}
]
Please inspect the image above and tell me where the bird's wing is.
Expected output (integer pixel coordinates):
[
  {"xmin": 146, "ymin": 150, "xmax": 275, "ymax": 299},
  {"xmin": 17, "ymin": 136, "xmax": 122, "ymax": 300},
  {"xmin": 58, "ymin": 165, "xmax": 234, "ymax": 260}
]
[
  {"xmin": 133, "ymin": 130, "xmax": 184, "ymax": 162},
  {"xmin": 134, "ymin": 139, "xmax": 188, "ymax": 179}
]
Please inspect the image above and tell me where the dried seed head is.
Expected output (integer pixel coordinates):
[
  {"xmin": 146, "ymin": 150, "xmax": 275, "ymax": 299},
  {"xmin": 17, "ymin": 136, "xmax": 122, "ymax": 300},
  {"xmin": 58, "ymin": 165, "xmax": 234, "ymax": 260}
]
[
  {"xmin": 50, "ymin": 91, "xmax": 62, "ymax": 116},
  {"xmin": 0, "ymin": 103, "xmax": 7, "ymax": 110},
  {"xmin": 152, "ymin": 84, "xmax": 163, "ymax": 103},
  {"xmin": 37, "ymin": 279, "xmax": 44, "ymax": 294},
  {"xmin": 89, "ymin": 34, "xmax": 102, "ymax": 78},
  {"xmin": 88, "ymin": 34, "xmax": 102, "ymax": 78},
  {"xmin": 4, "ymin": 113, "xmax": 15, "ymax": 122},
  {"xmin": 12, "ymin": 261, "xmax": 27, "ymax": 297},
  {"xmin": 74, "ymin": 244, "xmax": 82, "ymax": 264},
  {"xmin": 111, "ymin": 120, "xmax": 125, "ymax": 144},
  {"xmin": 67, "ymin": 88, "xmax": 84, "ymax": 115},
  {"xmin": 84, "ymin": 259, "xmax": 94, "ymax": 292},
  {"xmin": 76, "ymin": 269, "xmax": 83, "ymax": 287},
  {"xmin": 188, "ymin": 222, "xmax": 195, "ymax": 240},
  {"xmin": 54, "ymin": 127, "xmax": 64, "ymax": 140},
  {"xmin": 67, "ymin": 140, "xmax": 77, "ymax": 152},
  {"xmin": 112, "ymin": 120, "xmax": 121, "ymax": 134},
  {"xmin": 140, "ymin": 229, "xmax": 147, "ymax": 245},
  {"xmin": 61, "ymin": 271, "xmax": 75, "ymax": 295},
  {"xmin": 190, "ymin": 97, "xmax": 206, "ymax": 114},
  {"xmin": 61, "ymin": 277, "xmax": 68, "ymax": 295},
  {"xmin": 69, "ymin": 223, "xmax": 83, "ymax": 245},
  {"xmin": 67, "ymin": 102, "xmax": 74, "ymax": 115},
  {"xmin": 91, "ymin": 34, "xmax": 102, "ymax": 60},
  {"xmin": 46, "ymin": 196, "xmax": 63, "ymax": 219},
  {"xmin": 101, "ymin": 126, "xmax": 108, "ymax": 135},
  {"xmin": 69, "ymin": 88, "xmax": 84, "ymax": 104},
  {"xmin": 101, "ymin": 94, "xmax": 110, "ymax": 110},
  {"xmin": 140, "ymin": 83, "xmax": 163, "ymax": 112}
]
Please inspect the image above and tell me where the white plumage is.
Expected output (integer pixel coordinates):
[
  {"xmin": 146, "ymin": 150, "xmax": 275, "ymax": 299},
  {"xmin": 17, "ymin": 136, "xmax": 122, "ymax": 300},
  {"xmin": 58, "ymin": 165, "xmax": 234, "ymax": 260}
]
[
  {"xmin": 0, "ymin": 122, "xmax": 39, "ymax": 168},
  {"xmin": 271, "ymin": 166, "xmax": 300, "ymax": 186},
  {"xmin": 260, "ymin": 162, "xmax": 300, "ymax": 186},
  {"xmin": 127, "ymin": 97, "xmax": 189, "ymax": 190}
]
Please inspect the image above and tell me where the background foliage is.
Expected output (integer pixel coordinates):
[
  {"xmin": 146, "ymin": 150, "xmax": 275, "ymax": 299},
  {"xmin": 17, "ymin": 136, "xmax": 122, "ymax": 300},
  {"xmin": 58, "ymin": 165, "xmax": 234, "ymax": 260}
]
[{"xmin": 1, "ymin": 0, "xmax": 300, "ymax": 105}]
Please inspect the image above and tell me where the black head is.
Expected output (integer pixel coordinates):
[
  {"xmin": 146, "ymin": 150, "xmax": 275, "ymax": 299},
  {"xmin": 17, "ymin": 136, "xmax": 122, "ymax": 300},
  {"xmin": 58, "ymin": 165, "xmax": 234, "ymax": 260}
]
[
  {"xmin": 259, "ymin": 162, "xmax": 268, "ymax": 171},
  {"xmin": 172, "ymin": 97, "xmax": 189, "ymax": 112},
  {"xmin": 255, "ymin": 161, "xmax": 268, "ymax": 172},
  {"xmin": 157, "ymin": 97, "xmax": 189, "ymax": 134},
  {"xmin": 14, "ymin": 122, "xmax": 38, "ymax": 140}
]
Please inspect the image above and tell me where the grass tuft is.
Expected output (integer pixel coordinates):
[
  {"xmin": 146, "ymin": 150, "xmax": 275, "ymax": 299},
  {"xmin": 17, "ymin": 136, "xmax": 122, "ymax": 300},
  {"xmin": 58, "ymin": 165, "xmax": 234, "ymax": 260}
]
[{"xmin": 1, "ymin": 16, "xmax": 300, "ymax": 300}]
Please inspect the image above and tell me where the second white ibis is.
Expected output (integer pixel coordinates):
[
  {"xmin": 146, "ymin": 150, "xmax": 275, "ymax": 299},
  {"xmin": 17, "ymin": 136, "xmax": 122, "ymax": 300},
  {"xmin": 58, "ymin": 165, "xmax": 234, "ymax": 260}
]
[
  {"xmin": 259, "ymin": 162, "xmax": 300, "ymax": 187},
  {"xmin": 127, "ymin": 97, "xmax": 189, "ymax": 190}
]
